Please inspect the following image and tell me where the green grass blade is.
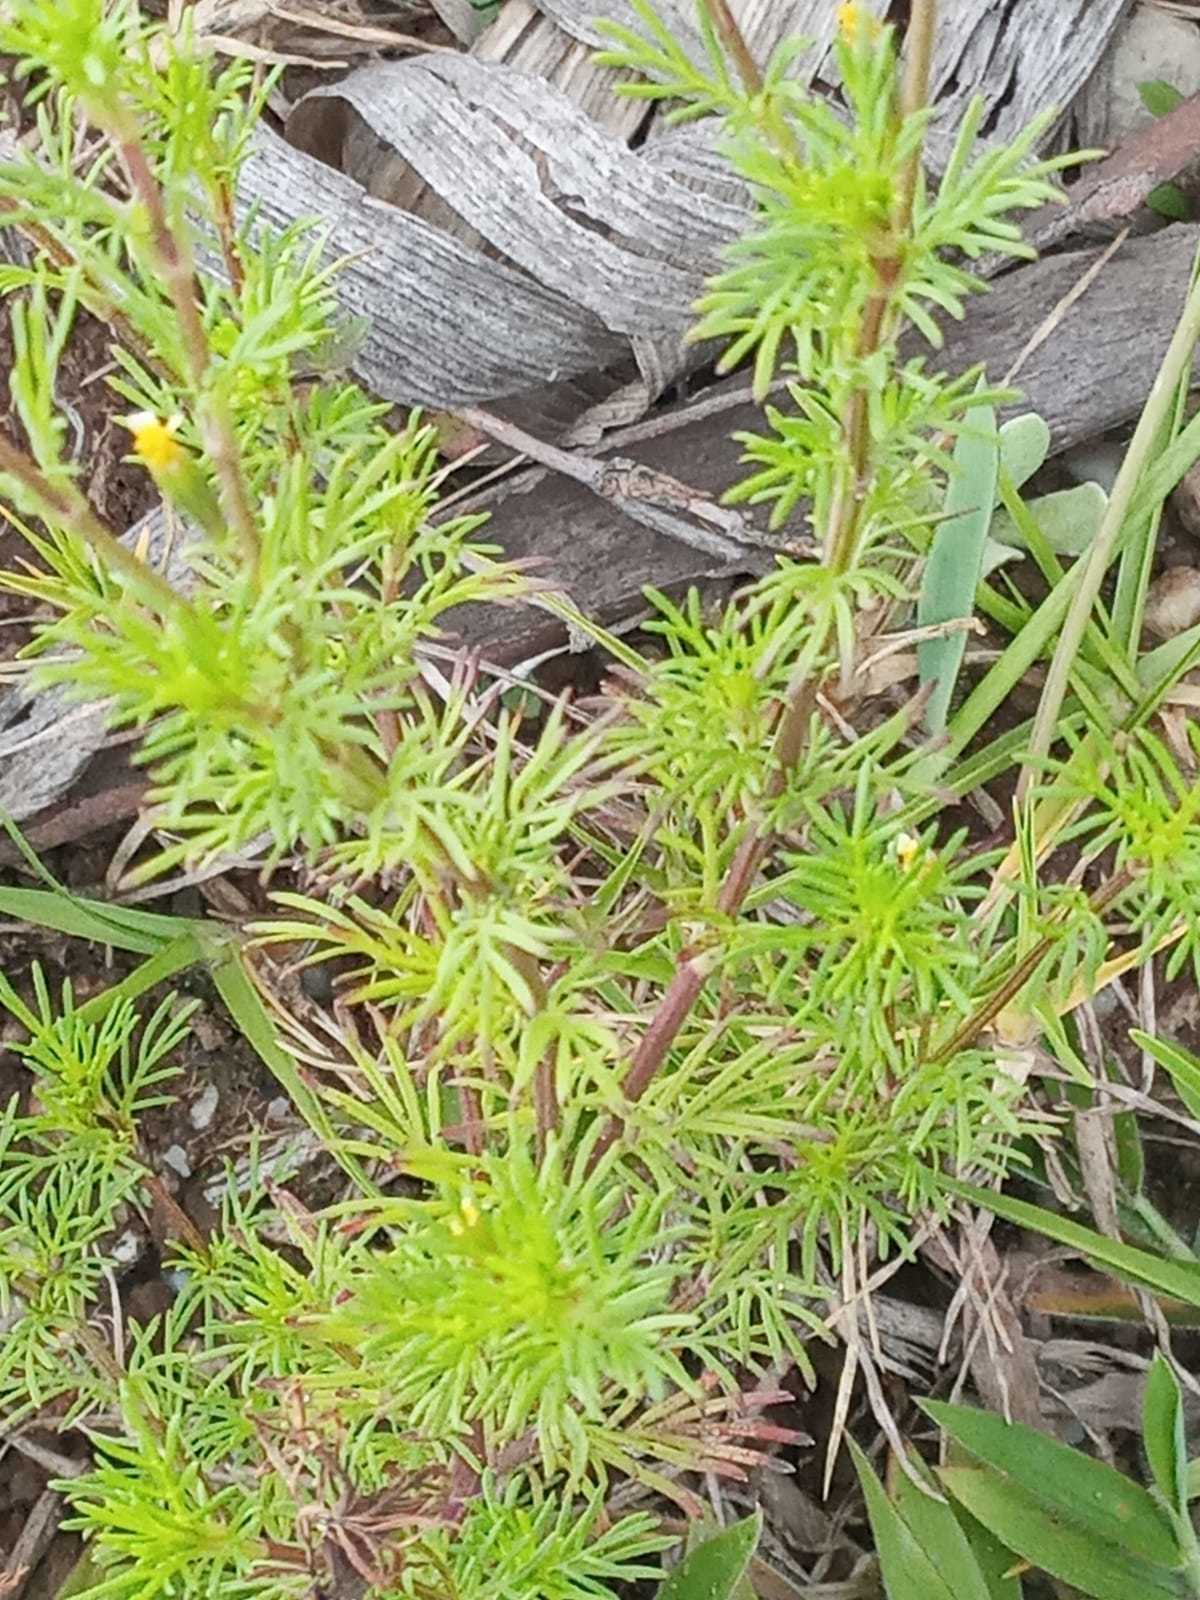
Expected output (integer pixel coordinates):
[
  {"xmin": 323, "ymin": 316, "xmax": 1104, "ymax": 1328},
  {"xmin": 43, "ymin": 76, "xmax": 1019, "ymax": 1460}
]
[
  {"xmin": 207, "ymin": 951, "xmax": 376, "ymax": 1194},
  {"xmin": 0, "ymin": 885, "xmax": 172, "ymax": 954},
  {"xmin": 918, "ymin": 400, "xmax": 999, "ymax": 733},
  {"xmin": 922, "ymin": 1400, "xmax": 1181, "ymax": 1567},
  {"xmin": 1111, "ymin": 329, "xmax": 1192, "ymax": 654},
  {"xmin": 1144, "ymin": 1355, "xmax": 1188, "ymax": 1521},
  {"xmin": 947, "ymin": 1180, "xmax": 1200, "ymax": 1305},
  {"xmin": 73, "ymin": 934, "xmax": 209, "ymax": 1024},
  {"xmin": 938, "ymin": 1465, "xmax": 1187, "ymax": 1600},
  {"xmin": 656, "ymin": 1510, "xmax": 761, "ymax": 1600},
  {"xmin": 849, "ymin": 1442, "xmax": 959, "ymax": 1600},
  {"xmin": 1132, "ymin": 1031, "xmax": 1200, "ymax": 1122},
  {"xmin": 1023, "ymin": 253, "xmax": 1200, "ymax": 793},
  {"xmin": 888, "ymin": 1447, "xmax": 999, "ymax": 1600}
]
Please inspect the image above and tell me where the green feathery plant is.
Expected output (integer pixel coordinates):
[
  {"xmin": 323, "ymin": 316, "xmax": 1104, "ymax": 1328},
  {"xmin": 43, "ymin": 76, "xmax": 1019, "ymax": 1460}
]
[{"xmin": 6, "ymin": 1, "xmax": 1200, "ymax": 1595}]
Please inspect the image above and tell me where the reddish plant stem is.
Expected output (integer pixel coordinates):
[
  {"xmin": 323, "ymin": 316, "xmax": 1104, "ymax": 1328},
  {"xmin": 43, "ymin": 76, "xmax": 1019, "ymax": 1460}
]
[
  {"xmin": 894, "ymin": 0, "xmax": 939, "ymax": 233},
  {"xmin": 116, "ymin": 135, "xmax": 260, "ymax": 574},
  {"xmin": 591, "ymin": 5, "xmax": 940, "ymax": 1169},
  {"xmin": 0, "ymin": 430, "xmax": 180, "ymax": 612},
  {"xmin": 704, "ymin": 0, "xmax": 764, "ymax": 95},
  {"xmin": 704, "ymin": 0, "xmax": 803, "ymax": 162},
  {"xmin": 212, "ymin": 178, "xmax": 246, "ymax": 300},
  {"xmin": 930, "ymin": 864, "xmax": 1136, "ymax": 1065},
  {"xmin": 533, "ymin": 1052, "xmax": 559, "ymax": 1162}
]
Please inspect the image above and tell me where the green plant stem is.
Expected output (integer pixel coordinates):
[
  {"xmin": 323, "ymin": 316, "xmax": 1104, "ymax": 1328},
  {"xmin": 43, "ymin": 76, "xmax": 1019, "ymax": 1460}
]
[
  {"xmin": 824, "ymin": 1, "xmax": 937, "ymax": 573},
  {"xmin": 1018, "ymin": 268, "xmax": 1200, "ymax": 803},
  {"xmin": 0, "ymin": 430, "xmax": 180, "ymax": 612}
]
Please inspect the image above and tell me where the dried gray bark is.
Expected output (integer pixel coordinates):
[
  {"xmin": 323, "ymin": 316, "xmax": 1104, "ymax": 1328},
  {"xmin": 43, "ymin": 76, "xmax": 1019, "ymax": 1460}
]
[
  {"xmin": 0, "ymin": 0, "xmax": 1151, "ymax": 825},
  {"xmin": 7, "ymin": 221, "xmax": 1197, "ymax": 825},
  {"xmin": 275, "ymin": 0, "xmax": 1129, "ymax": 428}
]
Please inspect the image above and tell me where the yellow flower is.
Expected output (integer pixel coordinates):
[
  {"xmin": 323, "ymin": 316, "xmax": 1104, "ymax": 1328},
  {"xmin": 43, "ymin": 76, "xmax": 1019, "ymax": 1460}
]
[
  {"xmin": 447, "ymin": 1196, "xmax": 481, "ymax": 1236},
  {"xmin": 837, "ymin": 3, "xmax": 882, "ymax": 43},
  {"xmin": 123, "ymin": 411, "xmax": 186, "ymax": 473},
  {"xmin": 121, "ymin": 410, "xmax": 224, "ymax": 537},
  {"xmin": 894, "ymin": 832, "xmax": 921, "ymax": 871}
]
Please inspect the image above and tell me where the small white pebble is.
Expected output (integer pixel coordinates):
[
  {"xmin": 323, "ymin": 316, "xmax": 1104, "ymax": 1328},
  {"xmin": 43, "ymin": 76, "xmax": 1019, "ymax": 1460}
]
[
  {"xmin": 111, "ymin": 1228, "xmax": 144, "ymax": 1267},
  {"xmin": 267, "ymin": 1096, "xmax": 290, "ymax": 1122},
  {"xmin": 163, "ymin": 1144, "xmax": 192, "ymax": 1178},
  {"xmin": 189, "ymin": 1082, "xmax": 220, "ymax": 1132}
]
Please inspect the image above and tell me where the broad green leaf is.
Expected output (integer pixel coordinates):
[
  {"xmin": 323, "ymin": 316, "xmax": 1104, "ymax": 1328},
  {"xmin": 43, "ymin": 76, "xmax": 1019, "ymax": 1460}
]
[
  {"xmin": 1139, "ymin": 79, "xmax": 1186, "ymax": 117},
  {"xmin": 1187, "ymin": 1459, "xmax": 1200, "ymax": 1501},
  {"xmin": 1148, "ymin": 182, "xmax": 1191, "ymax": 222},
  {"xmin": 950, "ymin": 1503, "xmax": 1025, "ymax": 1600},
  {"xmin": 947, "ymin": 1181, "xmax": 1200, "ymax": 1307},
  {"xmin": 1144, "ymin": 1355, "xmax": 1188, "ymax": 1520},
  {"xmin": 657, "ymin": 1511, "xmax": 761, "ymax": 1600},
  {"xmin": 989, "ymin": 482, "xmax": 1108, "ymax": 557},
  {"xmin": 921, "ymin": 1401, "xmax": 1181, "ymax": 1567},
  {"xmin": 918, "ymin": 400, "xmax": 999, "ymax": 732},
  {"xmin": 997, "ymin": 413, "xmax": 1050, "ymax": 495},
  {"xmin": 1132, "ymin": 1031, "xmax": 1200, "ymax": 1122},
  {"xmin": 849, "ymin": 1442, "xmax": 958, "ymax": 1600},
  {"xmin": 939, "ymin": 1465, "xmax": 1187, "ymax": 1600},
  {"xmin": 888, "ymin": 1448, "xmax": 996, "ymax": 1600},
  {"xmin": 980, "ymin": 537, "xmax": 1021, "ymax": 579}
]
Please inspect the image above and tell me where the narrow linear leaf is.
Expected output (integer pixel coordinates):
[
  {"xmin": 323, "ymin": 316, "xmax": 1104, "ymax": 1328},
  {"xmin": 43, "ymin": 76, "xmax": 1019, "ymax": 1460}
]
[
  {"xmin": 946, "ymin": 1181, "xmax": 1200, "ymax": 1308},
  {"xmin": 918, "ymin": 400, "xmax": 999, "ymax": 733},
  {"xmin": 921, "ymin": 1401, "xmax": 1181, "ymax": 1567},
  {"xmin": 888, "ymin": 1448, "xmax": 996, "ymax": 1600},
  {"xmin": 0, "ymin": 885, "xmax": 168, "ymax": 954},
  {"xmin": 939, "ymin": 1464, "xmax": 1187, "ymax": 1600},
  {"xmin": 73, "ymin": 934, "xmax": 209, "ymax": 1025},
  {"xmin": 949, "ymin": 1502, "xmax": 1026, "ymax": 1600},
  {"xmin": 1132, "ymin": 1031, "xmax": 1200, "ymax": 1122},
  {"xmin": 656, "ymin": 1511, "xmax": 761, "ymax": 1600},
  {"xmin": 1144, "ymin": 1355, "xmax": 1188, "ymax": 1520},
  {"xmin": 849, "ymin": 1441, "xmax": 958, "ymax": 1600},
  {"xmin": 208, "ymin": 951, "xmax": 375, "ymax": 1194}
]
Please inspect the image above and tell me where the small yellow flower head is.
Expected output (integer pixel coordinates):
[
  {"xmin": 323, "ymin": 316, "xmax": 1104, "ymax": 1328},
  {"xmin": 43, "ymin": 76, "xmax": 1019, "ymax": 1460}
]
[
  {"xmin": 123, "ymin": 411, "xmax": 186, "ymax": 473},
  {"xmin": 447, "ymin": 1196, "xmax": 481, "ymax": 1237},
  {"xmin": 837, "ymin": 3, "xmax": 882, "ymax": 43},
  {"xmin": 894, "ymin": 832, "xmax": 921, "ymax": 871}
]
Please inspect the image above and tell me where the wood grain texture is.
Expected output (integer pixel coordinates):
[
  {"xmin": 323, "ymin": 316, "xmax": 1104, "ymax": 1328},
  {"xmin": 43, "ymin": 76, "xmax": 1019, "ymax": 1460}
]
[
  {"xmin": 3, "ymin": 225, "xmax": 1195, "ymax": 829},
  {"xmin": 456, "ymin": 225, "xmax": 1200, "ymax": 663}
]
